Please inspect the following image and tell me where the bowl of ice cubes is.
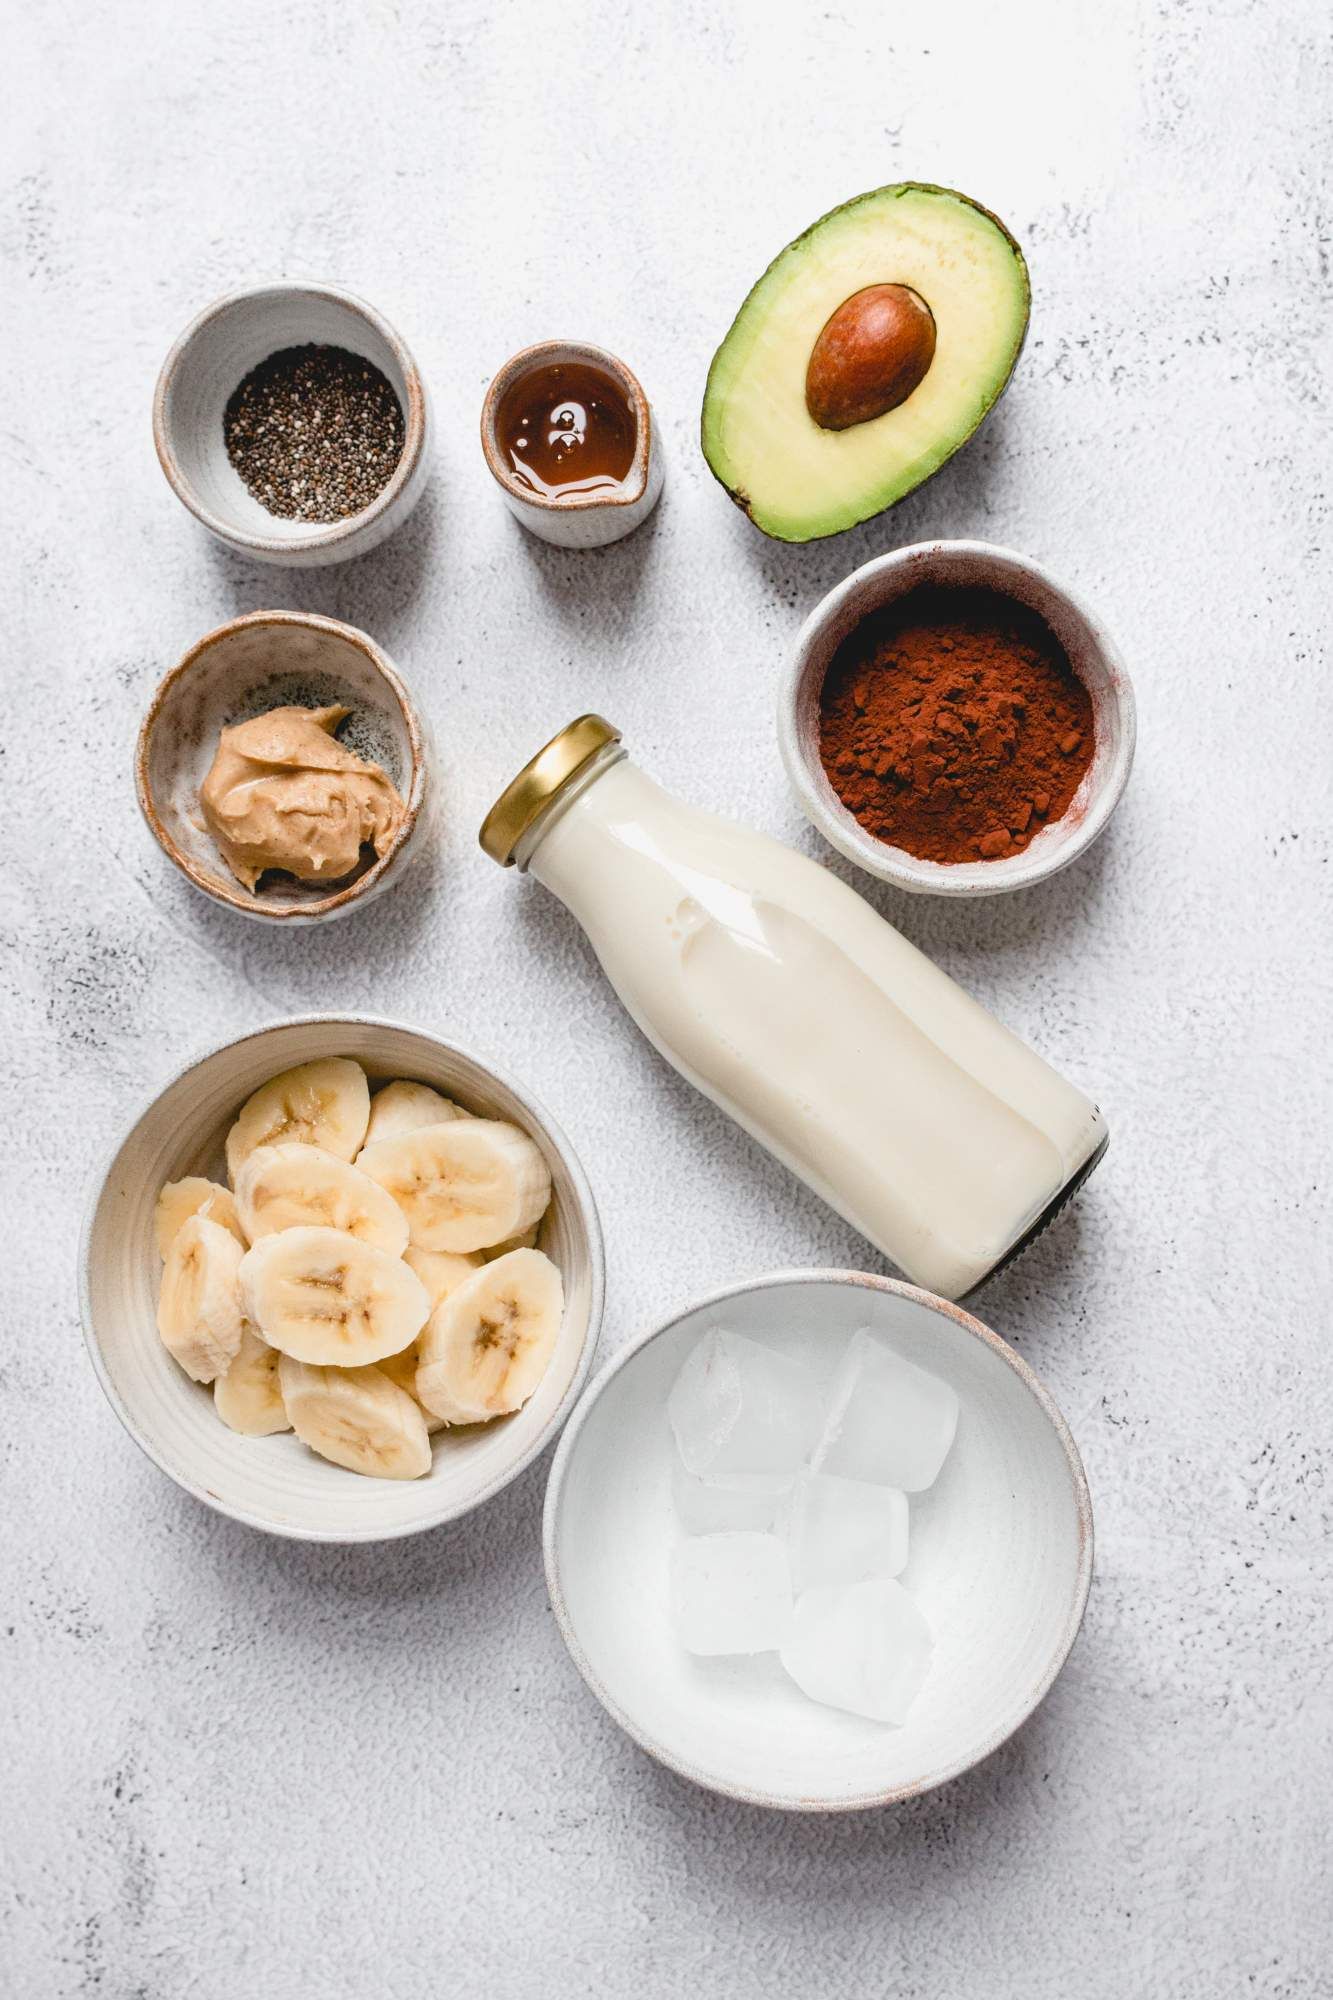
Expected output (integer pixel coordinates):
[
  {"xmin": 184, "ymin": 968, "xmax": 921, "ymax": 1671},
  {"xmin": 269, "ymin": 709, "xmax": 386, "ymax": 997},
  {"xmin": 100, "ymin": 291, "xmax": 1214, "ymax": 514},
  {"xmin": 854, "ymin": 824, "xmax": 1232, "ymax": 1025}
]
[{"xmin": 543, "ymin": 1270, "xmax": 1092, "ymax": 1810}]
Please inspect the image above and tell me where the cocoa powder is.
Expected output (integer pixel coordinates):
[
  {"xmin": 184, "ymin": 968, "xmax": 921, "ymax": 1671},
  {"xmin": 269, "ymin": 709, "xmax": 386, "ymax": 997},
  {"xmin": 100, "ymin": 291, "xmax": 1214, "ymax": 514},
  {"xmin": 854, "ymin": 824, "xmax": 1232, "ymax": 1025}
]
[{"xmin": 817, "ymin": 585, "xmax": 1095, "ymax": 864}]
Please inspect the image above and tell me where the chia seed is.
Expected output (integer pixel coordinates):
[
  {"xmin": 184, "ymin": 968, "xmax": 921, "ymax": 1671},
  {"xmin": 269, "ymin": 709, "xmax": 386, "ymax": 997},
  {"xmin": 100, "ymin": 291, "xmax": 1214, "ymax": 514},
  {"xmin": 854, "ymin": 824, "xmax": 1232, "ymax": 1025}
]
[{"xmin": 223, "ymin": 344, "xmax": 406, "ymax": 523}]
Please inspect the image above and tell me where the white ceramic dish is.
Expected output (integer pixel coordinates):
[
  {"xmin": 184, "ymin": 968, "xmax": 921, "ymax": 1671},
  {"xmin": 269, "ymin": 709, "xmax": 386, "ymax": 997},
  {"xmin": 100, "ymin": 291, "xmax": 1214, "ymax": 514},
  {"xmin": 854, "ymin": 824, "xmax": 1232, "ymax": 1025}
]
[
  {"xmin": 779, "ymin": 541, "xmax": 1135, "ymax": 896},
  {"xmin": 81, "ymin": 1017, "xmax": 604, "ymax": 1542},
  {"xmin": 153, "ymin": 282, "xmax": 431, "ymax": 566},
  {"xmin": 545, "ymin": 1270, "xmax": 1092, "ymax": 1811},
  {"xmin": 136, "ymin": 610, "xmax": 432, "ymax": 924},
  {"xmin": 479, "ymin": 340, "xmax": 664, "ymax": 548}
]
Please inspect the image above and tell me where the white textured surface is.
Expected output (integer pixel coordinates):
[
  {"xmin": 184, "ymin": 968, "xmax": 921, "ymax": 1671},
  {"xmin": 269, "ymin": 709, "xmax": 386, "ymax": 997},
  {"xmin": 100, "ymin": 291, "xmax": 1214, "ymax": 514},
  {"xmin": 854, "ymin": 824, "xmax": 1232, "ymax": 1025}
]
[{"xmin": 4, "ymin": 0, "xmax": 1330, "ymax": 1993}]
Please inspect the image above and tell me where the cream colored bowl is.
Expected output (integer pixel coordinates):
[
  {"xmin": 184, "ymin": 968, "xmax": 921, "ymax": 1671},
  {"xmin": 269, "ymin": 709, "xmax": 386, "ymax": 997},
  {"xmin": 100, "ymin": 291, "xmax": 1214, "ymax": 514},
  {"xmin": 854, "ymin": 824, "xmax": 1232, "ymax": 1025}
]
[
  {"xmin": 81, "ymin": 1018, "xmax": 604, "ymax": 1541},
  {"xmin": 136, "ymin": 610, "xmax": 431, "ymax": 924},
  {"xmin": 153, "ymin": 282, "xmax": 430, "ymax": 566},
  {"xmin": 545, "ymin": 1270, "xmax": 1092, "ymax": 1810}
]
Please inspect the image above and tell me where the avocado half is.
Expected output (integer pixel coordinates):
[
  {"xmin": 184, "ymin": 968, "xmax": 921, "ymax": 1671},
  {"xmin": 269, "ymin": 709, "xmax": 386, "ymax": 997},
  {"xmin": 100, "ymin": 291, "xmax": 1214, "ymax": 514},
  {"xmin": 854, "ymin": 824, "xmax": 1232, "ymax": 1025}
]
[{"xmin": 701, "ymin": 184, "xmax": 1030, "ymax": 543}]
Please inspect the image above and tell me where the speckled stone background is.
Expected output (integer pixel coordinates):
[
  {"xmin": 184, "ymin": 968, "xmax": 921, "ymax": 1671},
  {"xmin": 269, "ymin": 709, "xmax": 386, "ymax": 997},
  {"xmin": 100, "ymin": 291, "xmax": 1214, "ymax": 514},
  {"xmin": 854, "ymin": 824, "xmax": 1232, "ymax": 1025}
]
[{"xmin": 5, "ymin": 1, "xmax": 1331, "ymax": 1994}]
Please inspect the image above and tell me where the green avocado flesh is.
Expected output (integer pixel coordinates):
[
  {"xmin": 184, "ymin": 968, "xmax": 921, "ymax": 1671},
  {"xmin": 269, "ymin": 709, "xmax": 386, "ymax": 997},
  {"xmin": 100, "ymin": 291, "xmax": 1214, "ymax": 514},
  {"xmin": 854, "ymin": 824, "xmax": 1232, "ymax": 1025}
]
[{"xmin": 701, "ymin": 184, "xmax": 1030, "ymax": 542}]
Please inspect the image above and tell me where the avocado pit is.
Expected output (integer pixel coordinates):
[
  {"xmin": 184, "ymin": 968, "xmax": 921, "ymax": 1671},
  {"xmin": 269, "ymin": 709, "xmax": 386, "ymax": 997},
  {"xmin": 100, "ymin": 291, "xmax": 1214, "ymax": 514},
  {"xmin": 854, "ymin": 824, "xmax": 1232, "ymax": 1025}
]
[{"xmin": 805, "ymin": 284, "xmax": 937, "ymax": 432}]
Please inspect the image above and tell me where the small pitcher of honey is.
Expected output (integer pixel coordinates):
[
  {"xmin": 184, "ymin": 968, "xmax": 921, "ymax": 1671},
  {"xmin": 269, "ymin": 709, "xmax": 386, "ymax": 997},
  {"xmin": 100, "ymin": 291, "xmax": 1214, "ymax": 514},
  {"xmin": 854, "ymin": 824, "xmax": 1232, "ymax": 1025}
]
[{"xmin": 481, "ymin": 341, "xmax": 664, "ymax": 547}]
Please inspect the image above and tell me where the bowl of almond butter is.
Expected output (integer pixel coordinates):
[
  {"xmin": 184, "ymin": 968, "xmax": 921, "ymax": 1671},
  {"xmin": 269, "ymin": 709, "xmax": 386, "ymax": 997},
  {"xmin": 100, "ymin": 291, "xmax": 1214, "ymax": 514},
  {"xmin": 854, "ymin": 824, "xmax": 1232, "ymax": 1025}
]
[{"xmin": 136, "ymin": 610, "xmax": 432, "ymax": 924}]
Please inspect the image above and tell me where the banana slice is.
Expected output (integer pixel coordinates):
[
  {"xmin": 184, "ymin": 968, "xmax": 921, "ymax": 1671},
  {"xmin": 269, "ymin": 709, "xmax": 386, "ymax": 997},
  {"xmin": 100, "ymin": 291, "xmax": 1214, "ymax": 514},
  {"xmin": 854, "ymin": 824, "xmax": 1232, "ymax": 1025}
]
[
  {"xmin": 239, "ymin": 1225, "xmax": 429, "ymax": 1365},
  {"xmin": 358, "ymin": 1119, "xmax": 551, "ymax": 1253},
  {"xmin": 157, "ymin": 1213, "xmax": 245, "ymax": 1383},
  {"xmin": 360, "ymin": 1079, "xmax": 470, "ymax": 1154},
  {"xmin": 387, "ymin": 1247, "xmax": 484, "ymax": 1434},
  {"xmin": 483, "ymin": 1224, "xmax": 540, "ymax": 1261},
  {"xmin": 235, "ymin": 1143, "xmax": 409, "ymax": 1255},
  {"xmin": 214, "ymin": 1323, "xmax": 291, "ymax": 1436},
  {"xmin": 154, "ymin": 1177, "xmax": 247, "ymax": 1258},
  {"xmin": 416, "ymin": 1248, "xmax": 564, "ymax": 1425},
  {"xmin": 403, "ymin": 1246, "xmax": 485, "ymax": 1310},
  {"xmin": 226, "ymin": 1058, "xmax": 370, "ymax": 1184},
  {"xmin": 279, "ymin": 1357, "xmax": 432, "ymax": 1480},
  {"xmin": 377, "ymin": 1340, "xmax": 449, "ymax": 1435}
]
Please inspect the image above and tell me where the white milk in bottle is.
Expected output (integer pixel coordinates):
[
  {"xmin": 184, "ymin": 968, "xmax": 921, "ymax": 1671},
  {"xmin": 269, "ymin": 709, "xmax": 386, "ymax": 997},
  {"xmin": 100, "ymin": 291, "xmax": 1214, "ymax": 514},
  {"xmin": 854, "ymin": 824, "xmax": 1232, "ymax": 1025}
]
[{"xmin": 480, "ymin": 717, "xmax": 1106, "ymax": 1299}]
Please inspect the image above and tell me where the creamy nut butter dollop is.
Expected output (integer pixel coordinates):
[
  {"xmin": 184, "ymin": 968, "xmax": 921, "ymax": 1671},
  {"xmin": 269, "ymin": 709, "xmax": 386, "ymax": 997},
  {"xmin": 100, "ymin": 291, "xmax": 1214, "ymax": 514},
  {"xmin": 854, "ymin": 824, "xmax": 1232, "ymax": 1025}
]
[{"xmin": 200, "ymin": 705, "xmax": 405, "ymax": 891}]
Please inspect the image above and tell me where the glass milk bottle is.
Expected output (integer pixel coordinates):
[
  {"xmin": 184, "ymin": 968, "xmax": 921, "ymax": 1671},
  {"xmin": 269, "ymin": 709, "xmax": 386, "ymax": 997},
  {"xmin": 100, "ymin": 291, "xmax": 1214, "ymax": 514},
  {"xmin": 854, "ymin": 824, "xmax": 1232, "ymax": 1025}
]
[{"xmin": 480, "ymin": 717, "xmax": 1106, "ymax": 1300}]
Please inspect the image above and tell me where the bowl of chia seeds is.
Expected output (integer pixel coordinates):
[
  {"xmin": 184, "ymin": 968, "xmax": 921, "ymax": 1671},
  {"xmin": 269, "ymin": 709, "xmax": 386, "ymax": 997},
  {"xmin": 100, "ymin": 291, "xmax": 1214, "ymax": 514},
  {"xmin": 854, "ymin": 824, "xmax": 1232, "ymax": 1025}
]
[{"xmin": 153, "ymin": 283, "xmax": 430, "ymax": 566}]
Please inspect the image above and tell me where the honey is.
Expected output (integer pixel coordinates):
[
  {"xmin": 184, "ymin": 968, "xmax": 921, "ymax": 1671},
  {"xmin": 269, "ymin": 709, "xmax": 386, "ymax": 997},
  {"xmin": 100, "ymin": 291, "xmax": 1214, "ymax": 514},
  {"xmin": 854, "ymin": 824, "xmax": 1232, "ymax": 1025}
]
[{"xmin": 497, "ymin": 362, "xmax": 636, "ymax": 501}]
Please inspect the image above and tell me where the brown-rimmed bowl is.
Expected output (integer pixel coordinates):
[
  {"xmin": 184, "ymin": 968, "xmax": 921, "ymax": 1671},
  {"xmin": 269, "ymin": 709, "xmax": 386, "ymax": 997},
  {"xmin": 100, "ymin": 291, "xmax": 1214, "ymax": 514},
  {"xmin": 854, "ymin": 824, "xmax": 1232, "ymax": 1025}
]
[
  {"xmin": 480, "ymin": 340, "xmax": 665, "ymax": 548},
  {"xmin": 153, "ymin": 282, "xmax": 431, "ymax": 566},
  {"xmin": 779, "ymin": 541, "xmax": 1135, "ymax": 896},
  {"xmin": 80, "ymin": 1015, "xmax": 605, "ymax": 1542},
  {"xmin": 544, "ymin": 1269, "xmax": 1093, "ymax": 1811},
  {"xmin": 136, "ymin": 610, "xmax": 432, "ymax": 924}
]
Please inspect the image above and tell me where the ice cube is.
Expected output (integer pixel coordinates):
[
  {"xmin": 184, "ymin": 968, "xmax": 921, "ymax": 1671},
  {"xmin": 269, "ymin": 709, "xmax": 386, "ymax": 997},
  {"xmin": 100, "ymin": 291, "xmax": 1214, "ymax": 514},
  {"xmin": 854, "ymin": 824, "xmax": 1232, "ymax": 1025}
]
[
  {"xmin": 812, "ymin": 1330, "xmax": 959, "ymax": 1492},
  {"xmin": 780, "ymin": 1578, "xmax": 933, "ymax": 1724},
  {"xmin": 667, "ymin": 1328, "xmax": 821, "ymax": 1477},
  {"xmin": 671, "ymin": 1458, "xmax": 791, "ymax": 1535},
  {"xmin": 781, "ymin": 1471, "xmax": 908, "ymax": 1592},
  {"xmin": 670, "ymin": 1532, "xmax": 793, "ymax": 1655}
]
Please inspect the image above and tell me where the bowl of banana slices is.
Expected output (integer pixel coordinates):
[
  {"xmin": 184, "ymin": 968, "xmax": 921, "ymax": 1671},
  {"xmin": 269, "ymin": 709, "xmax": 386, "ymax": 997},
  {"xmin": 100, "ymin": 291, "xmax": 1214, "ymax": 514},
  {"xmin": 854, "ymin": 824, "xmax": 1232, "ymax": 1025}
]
[{"xmin": 80, "ymin": 1015, "xmax": 604, "ymax": 1540}]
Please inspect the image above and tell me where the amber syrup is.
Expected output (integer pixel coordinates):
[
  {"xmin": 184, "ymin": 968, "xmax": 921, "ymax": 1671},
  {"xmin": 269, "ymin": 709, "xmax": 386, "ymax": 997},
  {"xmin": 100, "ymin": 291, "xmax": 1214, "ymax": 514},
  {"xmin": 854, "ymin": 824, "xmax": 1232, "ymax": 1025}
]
[{"xmin": 498, "ymin": 362, "xmax": 636, "ymax": 500}]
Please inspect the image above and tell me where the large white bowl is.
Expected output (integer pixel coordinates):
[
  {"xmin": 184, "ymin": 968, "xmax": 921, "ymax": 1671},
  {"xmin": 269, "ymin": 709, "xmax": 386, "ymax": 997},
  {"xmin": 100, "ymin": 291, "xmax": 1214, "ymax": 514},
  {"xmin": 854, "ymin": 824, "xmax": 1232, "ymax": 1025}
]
[
  {"xmin": 81, "ymin": 1017, "xmax": 604, "ymax": 1541},
  {"xmin": 779, "ymin": 541, "xmax": 1135, "ymax": 896},
  {"xmin": 545, "ymin": 1270, "xmax": 1092, "ymax": 1811}
]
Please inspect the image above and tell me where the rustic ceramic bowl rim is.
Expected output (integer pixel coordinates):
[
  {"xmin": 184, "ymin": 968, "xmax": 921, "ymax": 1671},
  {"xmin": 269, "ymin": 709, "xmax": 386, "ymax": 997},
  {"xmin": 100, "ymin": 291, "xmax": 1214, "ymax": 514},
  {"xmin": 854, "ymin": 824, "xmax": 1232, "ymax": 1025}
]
[
  {"xmin": 543, "ymin": 1266, "xmax": 1094, "ymax": 1812},
  {"xmin": 78, "ymin": 1012, "xmax": 607, "ymax": 1542},
  {"xmin": 135, "ymin": 608, "xmax": 427, "ymax": 921},
  {"xmin": 152, "ymin": 280, "xmax": 428, "ymax": 557},
  {"xmin": 779, "ymin": 539, "xmax": 1137, "ymax": 897},
  {"xmin": 480, "ymin": 340, "xmax": 653, "ymax": 512}
]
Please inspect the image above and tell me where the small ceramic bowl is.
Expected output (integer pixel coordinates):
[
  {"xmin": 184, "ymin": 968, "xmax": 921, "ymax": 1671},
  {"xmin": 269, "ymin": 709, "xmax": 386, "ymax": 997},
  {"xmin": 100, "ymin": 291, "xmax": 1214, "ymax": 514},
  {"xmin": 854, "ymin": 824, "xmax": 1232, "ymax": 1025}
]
[
  {"xmin": 480, "ymin": 340, "xmax": 664, "ymax": 548},
  {"xmin": 136, "ymin": 609, "xmax": 431, "ymax": 924},
  {"xmin": 153, "ymin": 282, "xmax": 430, "ymax": 566},
  {"xmin": 780, "ymin": 541, "xmax": 1136, "ymax": 896},
  {"xmin": 545, "ymin": 1269, "xmax": 1092, "ymax": 1811},
  {"xmin": 81, "ymin": 1017, "xmax": 605, "ymax": 1542}
]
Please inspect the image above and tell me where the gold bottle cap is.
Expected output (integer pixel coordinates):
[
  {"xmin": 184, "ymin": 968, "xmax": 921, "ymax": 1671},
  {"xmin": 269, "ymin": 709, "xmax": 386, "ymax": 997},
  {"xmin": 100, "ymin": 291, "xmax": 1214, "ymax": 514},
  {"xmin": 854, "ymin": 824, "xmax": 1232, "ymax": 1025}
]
[{"xmin": 479, "ymin": 714, "xmax": 622, "ymax": 866}]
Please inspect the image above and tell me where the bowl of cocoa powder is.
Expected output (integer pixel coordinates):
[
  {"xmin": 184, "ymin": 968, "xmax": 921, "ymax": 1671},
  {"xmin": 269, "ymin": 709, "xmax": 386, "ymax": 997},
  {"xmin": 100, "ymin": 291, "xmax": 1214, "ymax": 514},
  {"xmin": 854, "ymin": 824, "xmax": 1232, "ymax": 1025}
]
[{"xmin": 779, "ymin": 541, "xmax": 1135, "ymax": 896}]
